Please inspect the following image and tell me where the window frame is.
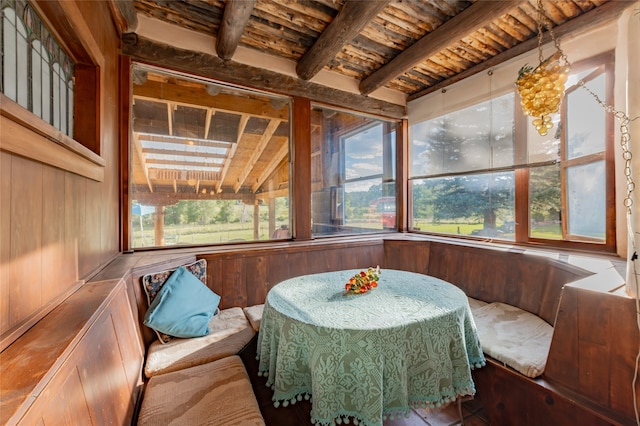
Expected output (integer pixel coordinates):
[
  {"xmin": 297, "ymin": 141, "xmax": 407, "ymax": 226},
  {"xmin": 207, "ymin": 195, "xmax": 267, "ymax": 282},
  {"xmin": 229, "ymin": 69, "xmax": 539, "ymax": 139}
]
[
  {"xmin": 409, "ymin": 51, "xmax": 616, "ymax": 253},
  {"xmin": 524, "ymin": 51, "xmax": 616, "ymax": 251},
  {"xmin": 0, "ymin": 0, "xmax": 104, "ymax": 181},
  {"xmin": 126, "ymin": 62, "xmax": 293, "ymax": 249},
  {"xmin": 309, "ymin": 104, "xmax": 399, "ymax": 237}
]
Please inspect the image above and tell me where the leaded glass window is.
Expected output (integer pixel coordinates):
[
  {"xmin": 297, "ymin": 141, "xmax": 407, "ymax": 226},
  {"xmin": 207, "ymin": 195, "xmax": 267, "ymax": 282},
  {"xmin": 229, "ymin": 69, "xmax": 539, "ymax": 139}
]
[{"xmin": 1, "ymin": 0, "xmax": 74, "ymax": 137}]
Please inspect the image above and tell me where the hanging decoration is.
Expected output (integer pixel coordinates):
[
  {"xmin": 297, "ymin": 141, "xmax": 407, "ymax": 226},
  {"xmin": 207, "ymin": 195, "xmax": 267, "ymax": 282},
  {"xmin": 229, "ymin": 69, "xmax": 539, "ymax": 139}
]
[
  {"xmin": 516, "ymin": 0, "xmax": 571, "ymax": 136},
  {"xmin": 516, "ymin": 1, "xmax": 637, "ymax": 298}
]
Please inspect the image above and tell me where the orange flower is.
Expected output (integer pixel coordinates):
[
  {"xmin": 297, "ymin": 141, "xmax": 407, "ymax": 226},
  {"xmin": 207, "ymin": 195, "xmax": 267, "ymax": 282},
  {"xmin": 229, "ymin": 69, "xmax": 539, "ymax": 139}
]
[{"xmin": 344, "ymin": 267, "xmax": 382, "ymax": 294}]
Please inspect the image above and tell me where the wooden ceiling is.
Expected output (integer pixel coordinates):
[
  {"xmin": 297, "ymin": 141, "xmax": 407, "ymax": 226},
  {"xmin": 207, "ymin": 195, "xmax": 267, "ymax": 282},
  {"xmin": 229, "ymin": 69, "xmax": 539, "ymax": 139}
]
[
  {"xmin": 130, "ymin": 69, "xmax": 291, "ymax": 203},
  {"xmin": 116, "ymin": 0, "xmax": 629, "ymax": 101},
  {"xmin": 118, "ymin": 0, "xmax": 630, "ymax": 203}
]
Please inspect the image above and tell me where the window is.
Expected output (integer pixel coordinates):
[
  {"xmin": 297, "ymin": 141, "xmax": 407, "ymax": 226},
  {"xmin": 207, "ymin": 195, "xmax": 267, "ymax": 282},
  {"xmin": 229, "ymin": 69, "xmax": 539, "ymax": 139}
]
[
  {"xmin": 311, "ymin": 105, "xmax": 398, "ymax": 236},
  {"xmin": 129, "ymin": 65, "xmax": 290, "ymax": 248},
  {"xmin": 1, "ymin": 0, "xmax": 74, "ymax": 137},
  {"xmin": 411, "ymin": 93, "xmax": 516, "ymax": 238},
  {"xmin": 410, "ymin": 52, "xmax": 615, "ymax": 250}
]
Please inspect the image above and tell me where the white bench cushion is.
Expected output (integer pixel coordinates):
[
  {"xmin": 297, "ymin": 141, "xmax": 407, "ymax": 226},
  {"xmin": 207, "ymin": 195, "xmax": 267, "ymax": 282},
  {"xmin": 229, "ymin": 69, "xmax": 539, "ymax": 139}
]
[
  {"xmin": 243, "ymin": 304, "xmax": 264, "ymax": 332},
  {"xmin": 467, "ymin": 297, "xmax": 488, "ymax": 313},
  {"xmin": 144, "ymin": 307, "xmax": 255, "ymax": 378},
  {"xmin": 472, "ymin": 302, "xmax": 553, "ymax": 378},
  {"xmin": 138, "ymin": 355, "xmax": 265, "ymax": 426}
]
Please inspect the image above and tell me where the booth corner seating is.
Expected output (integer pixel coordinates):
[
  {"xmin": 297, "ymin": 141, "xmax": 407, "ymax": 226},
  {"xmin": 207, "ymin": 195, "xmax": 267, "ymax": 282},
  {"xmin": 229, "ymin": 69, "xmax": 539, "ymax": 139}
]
[{"xmin": 136, "ymin": 259, "xmax": 266, "ymax": 425}]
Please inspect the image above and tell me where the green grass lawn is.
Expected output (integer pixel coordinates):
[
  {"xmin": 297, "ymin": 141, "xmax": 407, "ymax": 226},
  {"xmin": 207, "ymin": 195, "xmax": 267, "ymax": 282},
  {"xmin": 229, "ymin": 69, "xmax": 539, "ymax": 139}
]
[
  {"xmin": 132, "ymin": 221, "xmax": 286, "ymax": 247},
  {"xmin": 132, "ymin": 219, "xmax": 565, "ymax": 247},
  {"xmin": 413, "ymin": 220, "xmax": 564, "ymax": 240}
]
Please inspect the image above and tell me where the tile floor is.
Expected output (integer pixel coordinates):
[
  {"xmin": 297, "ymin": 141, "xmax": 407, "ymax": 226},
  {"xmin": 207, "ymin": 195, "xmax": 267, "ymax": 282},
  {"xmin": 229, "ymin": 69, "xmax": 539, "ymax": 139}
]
[{"xmin": 239, "ymin": 337, "xmax": 489, "ymax": 426}]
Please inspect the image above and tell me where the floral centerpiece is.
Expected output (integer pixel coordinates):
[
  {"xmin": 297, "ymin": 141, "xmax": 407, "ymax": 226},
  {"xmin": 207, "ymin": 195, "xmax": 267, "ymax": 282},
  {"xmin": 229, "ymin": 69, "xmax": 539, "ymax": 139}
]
[{"xmin": 344, "ymin": 266, "xmax": 380, "ymax": 295}]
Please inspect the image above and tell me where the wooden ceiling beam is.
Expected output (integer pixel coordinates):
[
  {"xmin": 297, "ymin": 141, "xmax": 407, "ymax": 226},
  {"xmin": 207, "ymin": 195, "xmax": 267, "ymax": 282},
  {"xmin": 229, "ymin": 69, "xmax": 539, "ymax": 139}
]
[
  {"xmin": 148, "ymin": 169, "xmax": 220, "ymax": 181},
  {"xmin": 406, "ymin": 0, "xmax": 633, "ymax": 101},
  {"xmin": 166, "ymin": 103, "xmax": 174, "ymax": 136},
  {"xmin": 204, "ymin": 108, "xmax": 214, "ymax": 140},
  {"xmin": 252, "ymin": 140, "xmax": 288, "ymax": 193},
  {"xmin": 132, "ymin": 132, "xmax": 153, "ymax": 192},
  {"xmin": 141, "ymin": 148, "xmax": 227, "ymax": 159},
  {"xmin": 234, "ymin": 118, "xmax": 280, "ymax": 193},
  {"xmin": 359, "ymin": 0, "xmax": 524, "ymax": 95},
  {"xmin": 133, "ymin": 82, "xmax": 289, "ymax": 121},
  {"xmin": 146, "ymin": 159, "xmax": 223, "ymax": 168},
  {"xmin": 216, "ymin": 0, "xmax": 256, "ymax": 60},
  {"xmin": 123, "ymin": 35, "xmax": 407, "ymax": 119},
  {"xmin": 134, "ymin": 191, "xmax": 255, "ymax": 205},
  {"xmin": 296, "ymin": 0, "xmax": 390, "ymax": 81},
  {"xmin": 216, "ymin": 114, "xmax": 248, "ymax": 192},
  {"xmin": 255, "ymin": 187, "xmax": 289, "ymax": 200},
  {"xmin": 108, "ymin": 0, "xmax": 138, "ymax": 34},
  {"xmin": 136, "ymin": 133, "xmax": 232, "ymax": 149}
]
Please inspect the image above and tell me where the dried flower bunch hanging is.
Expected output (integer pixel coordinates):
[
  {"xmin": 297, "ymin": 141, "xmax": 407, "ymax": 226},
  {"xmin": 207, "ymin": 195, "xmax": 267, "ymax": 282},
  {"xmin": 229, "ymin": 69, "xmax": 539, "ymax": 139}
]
[{"xmin": 516, "ymin": 0, "xmax": 571, "ymax": 136}]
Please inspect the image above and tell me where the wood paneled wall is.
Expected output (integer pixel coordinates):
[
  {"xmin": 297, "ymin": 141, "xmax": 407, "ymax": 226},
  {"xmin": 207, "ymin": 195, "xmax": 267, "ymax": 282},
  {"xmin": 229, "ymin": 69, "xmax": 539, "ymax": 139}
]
[
  {"xmin": 0, "ymin": 1, "xmax": 121, "ymax": 350},
  {"xmin": 545, "ymin": 286, "xmax": 640, "ymax": 422},
  {"xmin": 0, "ymin": 279, "xmax": 143, "ymax": 425},
  {"xmin": 202, "ymin": 240, "xmax": 385, "ymax": 311},
  {"xmin": 383, "ymin": 239, "xmax": 591, "ymax": 324},
  {"xmin": 383, "ymin": 238, "xmax": 637, "ymax": 424},
  {"xmin": 2, "ymin": 236, "xmax": 636, "ymax": 424}
]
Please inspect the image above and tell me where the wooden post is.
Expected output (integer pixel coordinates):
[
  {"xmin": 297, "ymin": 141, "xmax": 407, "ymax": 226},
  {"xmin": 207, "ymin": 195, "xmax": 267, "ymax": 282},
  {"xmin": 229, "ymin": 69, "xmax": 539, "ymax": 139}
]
[
  {"xmin": 253, "ymin": 199, "xmax": 260, "ymax": 240},
  {"xmin": 153, "ymin": 205, "xmax": 165, "ymax": 246},
  {"xmin": 268, "ymin": 197, "xmax": 276, "ymax": 239},
  {"xmin": 293, "ymin": 97, "xmax": 312, "ymax": 240}
]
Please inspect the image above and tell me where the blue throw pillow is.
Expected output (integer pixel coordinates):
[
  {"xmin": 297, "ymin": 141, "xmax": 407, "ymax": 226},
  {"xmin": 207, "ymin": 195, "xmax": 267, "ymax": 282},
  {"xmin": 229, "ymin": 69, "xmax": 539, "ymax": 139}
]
[{"xmin": 143, "ymin": 266, "xmax": 220, "ymax": 339}]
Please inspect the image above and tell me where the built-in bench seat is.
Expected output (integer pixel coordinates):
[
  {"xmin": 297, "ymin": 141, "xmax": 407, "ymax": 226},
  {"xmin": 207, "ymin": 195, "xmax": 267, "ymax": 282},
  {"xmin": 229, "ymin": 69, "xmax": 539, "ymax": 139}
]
[
  {"xmin": 243, "ymin": 304, "xmax": 264, "ymax": 332},
  {"xmin": 3, "ymin": 236, "xmax": 635, "ymax": 425},
  {"xmin": 138, "ymin": 355, "xmax": 265, "ymax": 426},
  {"xmin": 135, "ymin": 259, "xmax": 265, "ymax": 424},
  {"xmin": 470, "ymin": 301, "xmax": 553, "ymax": 379},
  {"xmin": 144, "ymin": 307, "xmax": 256, "ymax": 378}
]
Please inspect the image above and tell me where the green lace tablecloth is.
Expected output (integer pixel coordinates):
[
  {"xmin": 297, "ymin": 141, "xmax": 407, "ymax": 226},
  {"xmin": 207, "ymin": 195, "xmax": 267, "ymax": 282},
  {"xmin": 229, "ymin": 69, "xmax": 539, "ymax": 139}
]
[{"xmin": 257, "ymin": 269, "xmax": 485, "ymax": 426}]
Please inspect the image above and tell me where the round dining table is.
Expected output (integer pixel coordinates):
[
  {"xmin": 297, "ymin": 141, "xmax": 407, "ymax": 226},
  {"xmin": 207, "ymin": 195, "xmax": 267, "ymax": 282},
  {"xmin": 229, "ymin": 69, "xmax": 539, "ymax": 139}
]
[{"xmin": 256, "ymin": 269, "xmax": 485, "ymax": 426}]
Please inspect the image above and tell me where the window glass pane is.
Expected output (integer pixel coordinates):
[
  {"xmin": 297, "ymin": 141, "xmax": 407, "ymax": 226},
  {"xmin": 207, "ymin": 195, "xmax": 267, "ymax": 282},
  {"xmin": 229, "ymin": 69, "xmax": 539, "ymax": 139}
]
[
  {"xmin": 490, "ymin": 95, "xmax": 515, "ymax": 168},
  {"xmin": 2, "ymin": 7, "xmax": 18, "ymax": 100},
  {"xmin": 345, "ymin": 123, "xmax": 383, "ymax": 180},
  {"xmin": 566, "ymin": 73, "xmax": 605, "ymax": 159},
  {"xmin": 343, "ymin": 180, "xmax": 395, "ymax": 231},
  {"xmin": 59, "ymin": 69, "xmax": 67, "ymax": 134},
  {"xmin": 1, "ymin": 2, "xmax": 73, "ymax": 137},
  {"xmin": 41, "ymin": 64, "xmax": 51, "ymax": 123},
  {"xmin": 31, "ymin": 40, "xmax": 42, "ymax": 117},
  {"xmin": 130, "ymin": 65, "xmax": 290, "ymax": 248},
  {"xmin": 311, "ymin": 106, "xmax": 397, "ymax": 236},
  {"xmin": 527, "ymin": 115, "xmax": 560, "ymax": 163},
  {"xmin": 67, "ymin": 78, "xmax": 73, "ymax": 138},
  {"xmin": 410, "ymin": 93, "xmax": 514, "ymax": 177},
  {"xmin": 16, "ymin": 16, "xmax": 28, "ymax": 108},
  {"xmin": 567, "ymin": 161, "xmax": 605, "ymax": 240},
  {"xmin": 529, "ymin": 164, "xmax": 561, "ymax": 239},
  {"xmin": 52, "ymin": 62, "xmax": 61, "ymax": 129},
  {"xmin": 15, "ymin": 12, "xmax": 28, "ymax": 108},
  {"xmin": 412, "ymin": 172, "xmax": 514, "ymax": 239}
]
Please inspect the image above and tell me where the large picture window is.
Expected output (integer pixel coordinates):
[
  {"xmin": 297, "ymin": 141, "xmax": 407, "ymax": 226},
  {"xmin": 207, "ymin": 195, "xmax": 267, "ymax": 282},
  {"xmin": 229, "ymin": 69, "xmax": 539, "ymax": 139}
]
[
  {"xmin": 410, "ymin": 93, "xmax": 516, "ymax": 238},
  {"xmin": 311, "ymin": 106, "xmax": 398, "ymax": 236},
  {"xmin": 410, "ymin": 52, "xmax": 615, "ymax": 251},
  {"xmin": 129, "ymin": 65, "xmax": 290, "ymax": 248}
]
